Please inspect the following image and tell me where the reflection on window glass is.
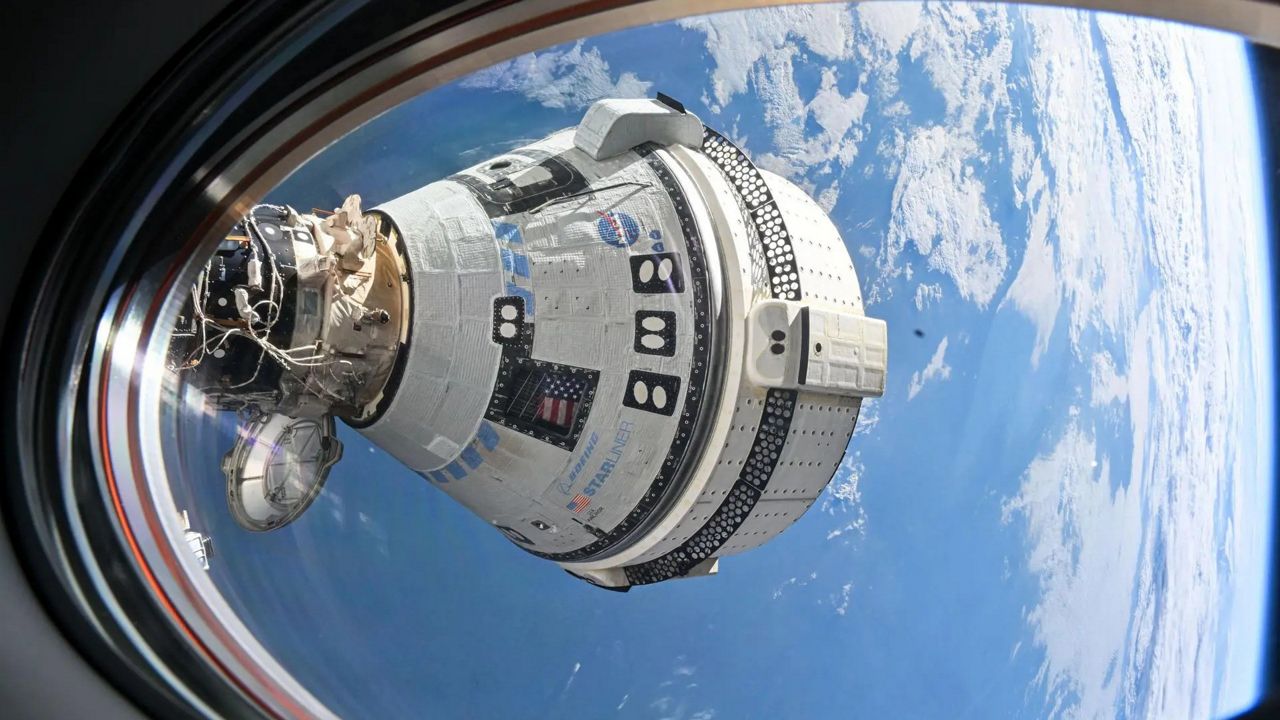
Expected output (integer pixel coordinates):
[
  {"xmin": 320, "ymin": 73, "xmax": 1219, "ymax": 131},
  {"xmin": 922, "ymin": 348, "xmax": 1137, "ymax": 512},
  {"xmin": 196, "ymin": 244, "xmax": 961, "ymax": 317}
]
[
  {"xmin": 502, "ymin": 362, "xmax": 593, "ymax": 437},
  {"xmin": 155, "ymin": 3, "xmax": 1273, "ymax": 718}
]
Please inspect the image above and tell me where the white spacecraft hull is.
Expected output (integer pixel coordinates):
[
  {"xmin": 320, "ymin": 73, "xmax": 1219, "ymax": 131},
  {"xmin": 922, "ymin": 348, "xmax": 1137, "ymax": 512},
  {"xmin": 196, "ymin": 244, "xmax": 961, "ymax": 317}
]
[
  {"xmin": 187, "ymin": 97, "xmax": 885, "ymax": 589},
  {"xmin": 350, "ymin": 98, "xmax": 887, "ymax": 588}
]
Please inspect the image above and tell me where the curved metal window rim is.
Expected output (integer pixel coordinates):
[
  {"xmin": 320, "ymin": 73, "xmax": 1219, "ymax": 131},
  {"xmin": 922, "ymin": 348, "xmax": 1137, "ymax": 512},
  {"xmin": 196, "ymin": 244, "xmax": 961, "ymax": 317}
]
[{"xmin": 3, "ymin": 0, "xmax": 1279, "ymax": 718}]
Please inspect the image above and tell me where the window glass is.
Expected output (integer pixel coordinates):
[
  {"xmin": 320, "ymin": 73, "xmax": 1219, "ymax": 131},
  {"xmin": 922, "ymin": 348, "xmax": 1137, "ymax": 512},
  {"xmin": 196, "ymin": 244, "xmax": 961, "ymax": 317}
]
[{"xmin": 155, "ymin": 3, "xmax": 1275, "ymax": 717}]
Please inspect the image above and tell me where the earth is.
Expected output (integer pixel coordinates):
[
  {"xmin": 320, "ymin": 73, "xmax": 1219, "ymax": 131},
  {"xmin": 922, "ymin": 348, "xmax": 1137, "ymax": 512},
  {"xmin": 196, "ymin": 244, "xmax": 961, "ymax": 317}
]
[{"xmin": 172, "ymin": 3, "xmax": 1274, "ymax": 719}]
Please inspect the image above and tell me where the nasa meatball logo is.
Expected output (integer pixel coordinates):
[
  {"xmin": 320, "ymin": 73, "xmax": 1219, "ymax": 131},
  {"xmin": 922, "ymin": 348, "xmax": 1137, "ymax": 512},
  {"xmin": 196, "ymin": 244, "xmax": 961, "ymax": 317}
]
[{"xmin": 596, "ymin": 210, "xmax": 640, "ymax": 247}]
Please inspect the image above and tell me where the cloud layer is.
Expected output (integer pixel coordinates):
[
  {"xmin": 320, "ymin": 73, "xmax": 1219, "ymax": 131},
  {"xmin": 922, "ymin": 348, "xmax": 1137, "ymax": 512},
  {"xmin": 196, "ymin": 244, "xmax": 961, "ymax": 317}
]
[
  {"xmin": 907, "ymin": 336, "xmax": 952, "ymax": 400},
  {"xmin": 461, "ymin": 41, "xmax": 651, "ymax": 109},
  {"xmin": 1000, "ymin": 10, "xmax": 1266, "ymax": 719}
]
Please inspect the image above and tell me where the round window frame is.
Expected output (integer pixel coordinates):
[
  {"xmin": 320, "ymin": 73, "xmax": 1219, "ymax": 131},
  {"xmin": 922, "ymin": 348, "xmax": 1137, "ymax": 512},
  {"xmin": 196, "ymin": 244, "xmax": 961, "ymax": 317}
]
[{"xmin": 2, "ymin": 0, "xmax": 1278, "ymax": 718}]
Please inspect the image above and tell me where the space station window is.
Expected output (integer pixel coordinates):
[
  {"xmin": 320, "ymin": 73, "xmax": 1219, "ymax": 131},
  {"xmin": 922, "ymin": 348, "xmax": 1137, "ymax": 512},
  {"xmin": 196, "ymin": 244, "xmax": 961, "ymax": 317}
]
[{"xmin": 4, "ymin": 2, "xmax": 1277, "ymax": 720}]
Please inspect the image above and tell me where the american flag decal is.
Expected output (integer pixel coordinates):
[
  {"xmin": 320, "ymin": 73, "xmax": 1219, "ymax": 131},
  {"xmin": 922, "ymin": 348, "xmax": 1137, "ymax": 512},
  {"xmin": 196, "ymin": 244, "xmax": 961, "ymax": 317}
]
[
  {"xmin": 496, "ymin": 359, "xmax": 598, "ymax": 448},
  {"xmin": 568, "ymin": 493, "xmax": 590, "ymax": 513},
  {"xmin": 536, "ymin": 375, "xmax": 586, "ymax": 430}
]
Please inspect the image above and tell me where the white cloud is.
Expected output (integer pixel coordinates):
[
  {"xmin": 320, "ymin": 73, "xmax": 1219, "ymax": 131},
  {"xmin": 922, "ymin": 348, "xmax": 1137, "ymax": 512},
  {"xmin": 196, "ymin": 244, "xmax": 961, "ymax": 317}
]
[
  {"xmin": 616, "ymin": 694, "xmax": 629, "ymax": 711},
  {"xmin": 562, "ymin": 661, "xmax": 581, "ymax": 694},
  {"xmin": 680, "ymin": 6, "xmax": 866, "ymax": 206},
  {"xmin": 771, "ymin": 572, "xmax": 819, "ymax": 600},
  {"xmin": 913, "ymin": 282, "xmax": 942, "ymax": 311},
  {"xmin": 816, "ymin": 181, "xmax": 841, "ymax": 213},
  {"xmin": 822, "ymin": 452, "xmax": 868, "ymax": 542},
  {"xmin": 826, "ymin": 457, "xmax": 864, "ymax": 508},
  {"xmin": 749, "ymin": 64, "xmax": 867, "ymax": 182},
  {"xmin": 1001, "ymin": 10, "xmax": 1268, "ymax": 719},
  {"xmin": 1089, "ymin": 351, "xmax": 1128, "ymax": 407},
  {"xmin": 803, "ymin": 70, "xmax": 869, "ymax": 167},
  {"xmin": 1002, "ymin": 423, "xmax": 1142, "ymax": 720},
  {"xmin": 1006, "ymin": 120, "xmax": 1039, "ymax": 208},
  {"xmin": 1000, "ymin": 9, "xmax": 1144, "ymax": 358},
  {"xmin": 854, "ymin": 2, "xmax": 922, "ymax": 56},
  {"xmin": 1000, "ymin": 191, "xmax": 1058, "ymax": 366},
  {"xmin": 834, "ymin": 583, "xmax": 853, "ymax": 616},
  {"xmin": 908, "ymin": 4, "xmax": 1013, "ymax": 133},
  {"xmin": 881, "ymin": 126, "xmax": 1009, "ymax": 307},
  {"xmin": 678, "ymin": 5, "xmax": 853, "ymax": 111},
  {"xmin": 858, "ymin": 4, "xmax": 1017, "ymax": 309},
  {"xmin": 907, "ymin": 336, "xmax": 952, "ymax": 400},
  {"xmin": 461, "ymin": 41, "xmax": 650, "ymax": 109},
  {"xmin": 853, "ymin": 400, "xmax": 879, "ymax": 439},
  {"xmin": 771, "ymin": 576, "xmax": 796, "ymax": 600},
  {"xmin": 824, "ymin": 525, "xmax": 853, "ymax": 542}
]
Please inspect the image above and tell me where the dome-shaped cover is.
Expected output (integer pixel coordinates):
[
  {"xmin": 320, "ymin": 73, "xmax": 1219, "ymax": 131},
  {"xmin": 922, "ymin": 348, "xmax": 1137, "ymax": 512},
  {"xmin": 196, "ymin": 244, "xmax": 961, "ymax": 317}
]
[{"xmin": 222, "ymin": 414, "xmax": 344, "ymax": 531}]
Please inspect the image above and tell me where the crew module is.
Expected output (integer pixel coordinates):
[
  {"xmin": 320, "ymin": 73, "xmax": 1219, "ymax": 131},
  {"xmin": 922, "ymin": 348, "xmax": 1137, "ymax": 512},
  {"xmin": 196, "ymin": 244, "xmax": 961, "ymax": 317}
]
[{"xmin": 168, "ymin": 95, "xmax": 887, "ymax": 590}]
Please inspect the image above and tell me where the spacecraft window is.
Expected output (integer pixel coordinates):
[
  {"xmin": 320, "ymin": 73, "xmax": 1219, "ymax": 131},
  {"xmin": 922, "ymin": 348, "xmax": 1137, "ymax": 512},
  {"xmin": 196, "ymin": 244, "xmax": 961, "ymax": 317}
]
[
  {"xmin": 502, "ymin": 363, "xmax": 593, "ymax": 437},
  {"xmin": 11, "ymin": 2, "xmax": 1279, "ymax": 720}
]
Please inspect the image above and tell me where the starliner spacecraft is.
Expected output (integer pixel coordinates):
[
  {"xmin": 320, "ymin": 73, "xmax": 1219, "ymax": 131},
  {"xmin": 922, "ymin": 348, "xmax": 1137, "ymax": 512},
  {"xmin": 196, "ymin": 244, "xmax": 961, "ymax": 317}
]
[{"xmin": 169, "ymin": 95, "xmax": 887, "ymax": 590}]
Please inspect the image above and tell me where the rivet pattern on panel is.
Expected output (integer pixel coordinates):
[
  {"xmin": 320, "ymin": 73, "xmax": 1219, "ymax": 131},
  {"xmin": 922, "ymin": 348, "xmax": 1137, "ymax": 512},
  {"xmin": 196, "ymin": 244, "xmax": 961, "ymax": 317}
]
[
  {"xmin": 531, "ymin": 144, "xmax": 716, "ymax": 563},
  {"xmin": 623, "ymin": 388, "xmax": 798, "ymax": 585},
  {"xmin": 701, "ymin": 128, "xmax": 802, "ymax": 301}
]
